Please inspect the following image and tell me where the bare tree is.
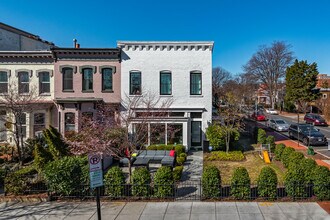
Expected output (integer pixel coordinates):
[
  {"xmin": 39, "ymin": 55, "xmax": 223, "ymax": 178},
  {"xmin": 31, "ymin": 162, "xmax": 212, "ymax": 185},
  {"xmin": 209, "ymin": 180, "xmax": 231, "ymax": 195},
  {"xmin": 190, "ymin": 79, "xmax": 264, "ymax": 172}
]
[
  {"xmin": 212, "ymin": 67, "xmax": 232, "ymax": 108},
  {"xmin": 0, "ymin": 84, "xmax": 44, "ymax": 164},
  {"xmin": 68, "ymin": 91, "xmax": 173, "ymax": 181},
  {"xmin": 243, "ymin": 41, "xmax": 294, "ymax": 108}
]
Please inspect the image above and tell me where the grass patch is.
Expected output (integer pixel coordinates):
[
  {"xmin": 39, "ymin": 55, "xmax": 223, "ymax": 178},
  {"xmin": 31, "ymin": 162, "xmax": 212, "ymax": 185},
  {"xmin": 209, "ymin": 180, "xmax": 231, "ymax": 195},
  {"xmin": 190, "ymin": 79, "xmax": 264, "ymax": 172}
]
[{"xmin": 204, "ymin": 152, "xmax": 286, "ymax": 184}]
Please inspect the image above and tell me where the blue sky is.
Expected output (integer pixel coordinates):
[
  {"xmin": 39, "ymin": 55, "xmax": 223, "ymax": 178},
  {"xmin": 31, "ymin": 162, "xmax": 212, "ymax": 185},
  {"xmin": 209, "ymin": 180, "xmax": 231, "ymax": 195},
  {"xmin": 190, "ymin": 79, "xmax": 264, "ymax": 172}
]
[{"xmin": 1, "ymin": 0, "xmax": 330, "ymax": 75}]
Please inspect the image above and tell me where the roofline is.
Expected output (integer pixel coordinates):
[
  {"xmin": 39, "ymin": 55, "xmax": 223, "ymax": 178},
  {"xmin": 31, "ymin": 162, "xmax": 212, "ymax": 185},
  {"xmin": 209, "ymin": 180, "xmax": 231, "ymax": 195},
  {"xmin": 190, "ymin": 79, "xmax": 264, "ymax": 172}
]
[
  {"xmin": 117, "ymin": 41, "xmax": 214, "ymax": 51},
  {"xmin": 0, "ymin": 22, "xmax": 55, "ymax": 46},
  {"xmin": 52, "ymin": 48, "xmax": 120, "ymax": 51}
]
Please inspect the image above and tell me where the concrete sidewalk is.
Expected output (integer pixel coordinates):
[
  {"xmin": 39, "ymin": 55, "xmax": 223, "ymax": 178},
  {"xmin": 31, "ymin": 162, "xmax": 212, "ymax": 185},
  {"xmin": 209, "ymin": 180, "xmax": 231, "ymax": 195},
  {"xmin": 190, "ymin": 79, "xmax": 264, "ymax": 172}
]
[{"xmin": 0, "ymin": 201, "xmax": 329, "ymax": 220}]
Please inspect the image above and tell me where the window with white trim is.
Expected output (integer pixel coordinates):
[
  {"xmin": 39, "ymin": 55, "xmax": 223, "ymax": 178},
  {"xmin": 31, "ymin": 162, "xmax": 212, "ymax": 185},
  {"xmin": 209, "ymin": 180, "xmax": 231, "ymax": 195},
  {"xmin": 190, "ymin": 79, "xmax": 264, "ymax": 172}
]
[
  {"xmin": 18, "ymin": 72, "xmax": 29, "ymax": 94},
  {"xmin": 39, "ymin": 72, "xmax": 50, "ymax": 94},
  {"xmin": 0, "ymin": 71, "xmax": 8, "ymax": 93}
]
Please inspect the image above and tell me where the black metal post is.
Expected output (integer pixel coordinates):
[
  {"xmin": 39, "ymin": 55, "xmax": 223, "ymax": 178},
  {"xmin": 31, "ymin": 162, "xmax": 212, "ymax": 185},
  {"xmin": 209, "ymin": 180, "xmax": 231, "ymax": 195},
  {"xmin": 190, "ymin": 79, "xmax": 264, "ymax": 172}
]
[{"xmin": 96, "ymin": 187, "xmax": 101, "ymax": 220}]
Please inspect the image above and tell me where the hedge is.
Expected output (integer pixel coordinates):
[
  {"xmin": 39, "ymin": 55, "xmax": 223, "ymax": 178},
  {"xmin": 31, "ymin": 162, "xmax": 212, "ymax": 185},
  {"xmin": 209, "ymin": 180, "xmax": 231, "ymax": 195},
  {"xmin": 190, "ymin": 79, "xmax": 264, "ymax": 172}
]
[
  {"xmin": 287, "ymin": 151, "xmax": 304, "ymax": 168},
  {"xmin": 284, "ymin": 162, "xmax": 306, "ymax": 198},
  {"xmin": 230, "ymin": 167, "xmax": 251, "ymax": 199},
  {"xmin": 205, "ymin": 151, "xmax": 244, "ymax": 161},
  {"xmin": 265, "ymin": 136, "xmax": 276, "ymax": 153},
  {"xmin": 33, "ymin": 142, "xmax": 53, "ymax": 172},
  {"xmin": 43, "ymin": 126, "xmax": 69, "ymax": 160},
  {"xmin": 257, "ymin": 167, "xmax": 278, "ymax": 200},
  {"xmin": 173, "ymin": 166, "xmax": 183, "ymax": 182},
  {"xmin": 5, "ymin": 166, "xmax": 38, "ymax": 195},
  {"xmin": 43, "ymin": 156, "xmax": 89, "ymax": 196},
  {"xmin": 312, "ymin": 165, "xmax": 330, "ymax": 200},
  {"xmin": 147, "ymin": 144, "xmax": 185, "ymax": 154},
  {"xmin": 131, "ymin": 167, "xmax": 151, "ymax": 197},
  {"xmin": 274, "ymin": 143, "xmax": 286, "ymax": 161},
  {"xmin": 154, "ymin": 166, "xmax": 174, "ymax": 198},
  {"xmin": 300, "ymin": 158, "xmax": 317, "ymax": 184},
  {"xmin": 176, "ymin": 157, "xmax": 185, "ymax": 165},
  {"xmin": 104, "ymin": 166, "xmax": 125, "ymax": 197},
  {"xmin": 281, "ymin": 147, "xmax": 295, "ymax": 168},
  {"xmin": 202, "ymin": 166, "xmax": 221, "ymax": 198},
  {"xmin": 257, "ymin": 129, "xmax": 267, "ymax": 144}
]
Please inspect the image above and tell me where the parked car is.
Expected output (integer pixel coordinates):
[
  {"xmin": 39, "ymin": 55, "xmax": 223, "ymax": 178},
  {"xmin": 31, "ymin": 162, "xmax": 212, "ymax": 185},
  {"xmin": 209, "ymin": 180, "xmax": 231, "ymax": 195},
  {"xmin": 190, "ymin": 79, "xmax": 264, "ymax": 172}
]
[
  {"xmin": 304, "ymin": 113, "xmax": 328, "ymax": 126},
  {"xmin": 288, "ymin": 123, "xmax": 328, "ymax": 146},
  {"xmin": 265, "ymin": 108, "xmax": 278, "ymax": 115},
  {"xmin": 251, "ymin": 112, "xmax": 267, "ymax": 121},
  {"xmin": 268, "ymin": 119, "xmax": 289, "ymax": 131}
]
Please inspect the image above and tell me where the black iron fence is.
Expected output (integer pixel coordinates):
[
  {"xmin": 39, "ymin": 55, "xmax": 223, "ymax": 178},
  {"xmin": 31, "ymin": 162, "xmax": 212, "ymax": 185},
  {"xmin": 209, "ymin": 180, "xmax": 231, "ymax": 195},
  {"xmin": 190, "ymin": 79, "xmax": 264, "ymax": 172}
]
[{"xmin": 2, "ymin": 176, "xmax": 329, "ymax": 201}]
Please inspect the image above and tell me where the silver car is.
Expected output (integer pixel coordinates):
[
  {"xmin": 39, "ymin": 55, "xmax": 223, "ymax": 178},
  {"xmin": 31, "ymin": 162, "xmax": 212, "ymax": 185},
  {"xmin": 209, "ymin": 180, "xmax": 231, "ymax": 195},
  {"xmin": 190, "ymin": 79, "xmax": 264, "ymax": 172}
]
[{"xmin": 268, "ymin": 119, "xmax": 289, "ymax": 131}]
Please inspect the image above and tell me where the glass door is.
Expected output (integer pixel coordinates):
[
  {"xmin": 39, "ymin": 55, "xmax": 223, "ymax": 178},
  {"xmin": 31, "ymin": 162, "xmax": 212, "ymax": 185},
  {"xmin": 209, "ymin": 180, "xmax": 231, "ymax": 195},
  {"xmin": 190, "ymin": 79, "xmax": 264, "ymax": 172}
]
[{"xmin": 191, "ymin": 121, "xmax": 201, "ymax": 146}]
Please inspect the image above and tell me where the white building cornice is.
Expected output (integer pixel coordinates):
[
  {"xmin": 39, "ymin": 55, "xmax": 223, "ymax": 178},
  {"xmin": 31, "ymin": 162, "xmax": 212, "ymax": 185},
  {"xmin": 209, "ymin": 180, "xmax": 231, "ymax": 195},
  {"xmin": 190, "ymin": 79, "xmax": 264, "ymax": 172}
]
[{"xmin": 117, "ymin": 41, "xmax": 214, "ymax": 52}]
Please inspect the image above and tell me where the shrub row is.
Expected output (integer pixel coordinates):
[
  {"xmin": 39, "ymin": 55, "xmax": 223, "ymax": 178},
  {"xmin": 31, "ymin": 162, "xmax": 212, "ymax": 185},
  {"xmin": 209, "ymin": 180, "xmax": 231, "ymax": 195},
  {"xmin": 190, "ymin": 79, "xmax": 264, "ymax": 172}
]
[
  {"xmin": 105, "ymin": 166, "xmax": 174, "ymax": 198},
  {"xmin": 147, "ymin": 144, "xmax": 185, "ymax": 155},
  {"xmin": 276, "ymin": 143, "xmax": 330, "ymax": 200},
  {"xmin": 257, "ymin": 129, "xmax": 276, "ymax": 152},
  {"xmin": 204, "ymin": 151, "xmax": 245, "ymax": 161},
  {"xmin": 202, "ymin": 166, "xmax": 277, "ymax": 200}
]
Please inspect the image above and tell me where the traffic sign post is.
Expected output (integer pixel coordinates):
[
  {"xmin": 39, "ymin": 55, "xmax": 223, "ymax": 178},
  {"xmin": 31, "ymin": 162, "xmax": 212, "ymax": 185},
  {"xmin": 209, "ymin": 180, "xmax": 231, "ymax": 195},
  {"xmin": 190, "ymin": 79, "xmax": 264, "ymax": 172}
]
[{"xmin": 88, "ymin": 154, "xmax": 103, "ymax": 220}]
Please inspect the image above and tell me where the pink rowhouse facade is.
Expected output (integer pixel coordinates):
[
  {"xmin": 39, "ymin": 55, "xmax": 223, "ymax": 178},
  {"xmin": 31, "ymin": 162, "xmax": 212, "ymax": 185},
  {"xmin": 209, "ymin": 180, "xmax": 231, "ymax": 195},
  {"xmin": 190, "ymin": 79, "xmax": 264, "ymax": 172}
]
[{"xmin": 52, "ymin": 48, "xmax": 121, "ymax": 135}]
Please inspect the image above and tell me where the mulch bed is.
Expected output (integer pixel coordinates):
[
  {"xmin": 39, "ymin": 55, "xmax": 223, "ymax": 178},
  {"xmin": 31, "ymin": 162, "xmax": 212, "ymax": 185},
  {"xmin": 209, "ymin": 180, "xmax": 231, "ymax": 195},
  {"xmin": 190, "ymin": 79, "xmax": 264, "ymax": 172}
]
[{"xmin": 317, "ymin": 201, "xmax": 330, "ymax": 214}]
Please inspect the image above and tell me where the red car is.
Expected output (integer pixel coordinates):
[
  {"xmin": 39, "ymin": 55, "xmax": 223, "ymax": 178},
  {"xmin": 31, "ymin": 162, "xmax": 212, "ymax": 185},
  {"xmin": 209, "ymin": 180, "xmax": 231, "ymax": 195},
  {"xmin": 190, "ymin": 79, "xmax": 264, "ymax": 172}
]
[
  {"xmin": 251, "ymin": 112, "xmax": 267, "ymax": 121},
  {"xmin": 304, "ymin": 113, "xmax": 328, "ymax": 126}
]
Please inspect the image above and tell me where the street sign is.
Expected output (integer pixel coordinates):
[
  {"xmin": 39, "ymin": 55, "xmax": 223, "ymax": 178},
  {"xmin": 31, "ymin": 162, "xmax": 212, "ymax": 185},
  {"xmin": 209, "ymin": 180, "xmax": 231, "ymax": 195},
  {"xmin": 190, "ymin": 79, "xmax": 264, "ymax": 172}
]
[{"xmin": 88, "ymin": 154, "xmax": 104, "ymax": 188}]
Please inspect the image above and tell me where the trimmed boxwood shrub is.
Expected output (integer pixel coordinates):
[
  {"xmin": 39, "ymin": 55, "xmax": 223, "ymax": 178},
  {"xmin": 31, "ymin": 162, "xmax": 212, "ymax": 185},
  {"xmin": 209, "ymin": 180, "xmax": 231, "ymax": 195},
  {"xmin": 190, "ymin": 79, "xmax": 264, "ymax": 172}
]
[
  {"xmin": 154, "ymin": 166, "xmax": 174, "ymax": 198},
  {"xmin": 131, "ymin": 167, "xmax": 151, "ymax": 197},
  {"xmin": 257, "ymin": 129, "xmax": 267, "ymax": 144},
  {"xmin": 176, "ymin": 157, "xmax": 185, "ymax": 165},
  {"xmin": 179, "ymin": 153, "xmax": 187, "ymax": 160},
  {"xmin": 257, "ymin": 167, "xmax": 278, "ymax": 200},
  {"xmin": 312, "ymin": 165, "xmax": 330, "ymax": 200},
  {"xmin": 281, "ymin": 147, "xmax": 295, "ymax": 167},
  {"xmin": 104, "ymin": 166, "xmax": 125, "ymax": 197},
  {"xmin": 284, "ymin": 162, "xmax": 306, "ymax": 198},
  {"xmin": 300, "ymin": 158, "xmax": 317, "ymax": 184},
  {"xmin": 173, "ymin": 166, "xmax": 183, "ymax": 182},
  {"xmin": 5, "ymin": 166, "xmax": 38, "ymax": 195},
  {"xmin": 202, "ymin": 166, "xmax": 221, "ymax": 198},
  {"xmin": 288, "ymin": 151, "xmax": 304, "ymax": 168},
  {"xmin": 205, "ymin": 151, "xmax": 244, "ymax": 161},
  {"xmin": 230, "ymin": 167, "xmax": 251, "ymax": 199},
  {"xmin": 274, "ymin": 143, "xmax": 286, "ymax": 161},
  {"xmin": 174, "ymin": 145, "xmax": 185, "ymax": 155},
  {"xmin": 43, "ymin": 156, "xmax": 89, "ymax": 196},
  {"xmin": 265, "ymin": 136, "xmax": 276, "ymax": 153}
]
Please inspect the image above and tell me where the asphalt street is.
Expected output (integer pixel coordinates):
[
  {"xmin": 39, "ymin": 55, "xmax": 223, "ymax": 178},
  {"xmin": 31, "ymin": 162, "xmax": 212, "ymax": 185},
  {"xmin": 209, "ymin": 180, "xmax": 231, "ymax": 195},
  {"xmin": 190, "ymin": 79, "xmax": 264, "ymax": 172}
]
[{"xmin": 265, "ymin": 113, "xmax": 330, "ymax": 158}]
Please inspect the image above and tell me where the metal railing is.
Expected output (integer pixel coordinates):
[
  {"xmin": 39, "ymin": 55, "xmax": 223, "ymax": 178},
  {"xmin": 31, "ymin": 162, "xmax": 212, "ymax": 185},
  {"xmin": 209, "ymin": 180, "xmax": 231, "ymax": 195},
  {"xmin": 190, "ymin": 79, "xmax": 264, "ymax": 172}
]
[{"xmin": 2, "ymin": 176, "xmax": 329, "ymax": 201}]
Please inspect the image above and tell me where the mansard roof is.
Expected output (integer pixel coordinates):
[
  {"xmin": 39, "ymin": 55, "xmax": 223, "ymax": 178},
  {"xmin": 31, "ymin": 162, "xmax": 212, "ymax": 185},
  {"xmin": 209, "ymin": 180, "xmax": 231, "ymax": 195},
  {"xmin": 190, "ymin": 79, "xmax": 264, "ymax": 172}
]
[{"xmin": 117, "ymin": 41, "xmax": 214, "ymax": 51}]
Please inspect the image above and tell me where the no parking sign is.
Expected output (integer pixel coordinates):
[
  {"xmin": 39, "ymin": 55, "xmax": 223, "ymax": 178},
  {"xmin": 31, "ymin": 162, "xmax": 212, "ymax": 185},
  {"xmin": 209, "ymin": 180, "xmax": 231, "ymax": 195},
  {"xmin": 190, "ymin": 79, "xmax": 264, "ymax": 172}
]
[{"xmin": 88, "ymin": 154, "xmax": 104, "ymax": 188}]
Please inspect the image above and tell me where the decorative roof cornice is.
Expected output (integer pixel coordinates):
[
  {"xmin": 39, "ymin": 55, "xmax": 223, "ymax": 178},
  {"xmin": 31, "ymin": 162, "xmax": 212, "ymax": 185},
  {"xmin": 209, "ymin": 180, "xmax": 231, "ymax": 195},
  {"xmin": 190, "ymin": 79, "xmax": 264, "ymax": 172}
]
[
  {"xmin": 0, "ymin": 51, "xmax": 53, "ymax": 59},
  {"xmin": 117, "ymin": 41, "xmax": 214, "ymax": 52},
  {"xmin": 52, "ymin": 48, "xmax": 121, "ymax": 60}
]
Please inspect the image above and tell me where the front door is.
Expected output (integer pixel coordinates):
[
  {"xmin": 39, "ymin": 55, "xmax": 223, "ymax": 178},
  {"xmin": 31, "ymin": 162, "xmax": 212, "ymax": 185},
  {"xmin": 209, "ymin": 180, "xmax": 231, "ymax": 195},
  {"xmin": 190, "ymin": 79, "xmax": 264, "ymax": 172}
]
[{"xmin": 191, "ymin": 121, "xmax": 201, "ymax": 146}]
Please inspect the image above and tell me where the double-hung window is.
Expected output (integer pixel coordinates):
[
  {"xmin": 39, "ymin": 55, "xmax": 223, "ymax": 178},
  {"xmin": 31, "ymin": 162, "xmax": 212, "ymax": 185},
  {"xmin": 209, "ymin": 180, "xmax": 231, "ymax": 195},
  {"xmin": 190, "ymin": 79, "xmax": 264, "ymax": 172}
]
[
  {"xmin": 0, "ymin": 110, "xmax": 6, "ymax": 141},
  {"xmin": 130, "ymin": 71, "xmax": 141, "ymax": 95},
  {"xmin": 18, "ymin": 72, "xmax": 29, "ymax": 94},
  {"xmin": 39, "ymin": 72, "xmax": 50, "ymax": 94},
  {"xmin": 190, "ymin": 71, "xmax": 202, "ymax": 95},
  {"xmin": 102, "ymin": 68, "xmax": 113, "ymax": 91},
  {"xmin": 82, "ymin": 68, "xmax": 93, "ymax": 91},
  {"xmin": 63, "ymin": 68, "xmax": 73, "ymax": 91},
  {"xmin": 0, "ymin": 71, "xmax": 8, "ymax": 93},
  {"xmin": 160, "ymin": 71, "xmax": 172, "ymax": 95}
]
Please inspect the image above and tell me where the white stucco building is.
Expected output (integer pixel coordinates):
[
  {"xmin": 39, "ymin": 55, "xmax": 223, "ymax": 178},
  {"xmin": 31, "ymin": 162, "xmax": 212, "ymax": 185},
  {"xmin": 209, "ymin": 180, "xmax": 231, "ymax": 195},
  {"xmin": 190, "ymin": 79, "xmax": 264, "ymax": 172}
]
[{"xmin": 118, "ymin": 41, "xmax": 213, "ymax": 151}]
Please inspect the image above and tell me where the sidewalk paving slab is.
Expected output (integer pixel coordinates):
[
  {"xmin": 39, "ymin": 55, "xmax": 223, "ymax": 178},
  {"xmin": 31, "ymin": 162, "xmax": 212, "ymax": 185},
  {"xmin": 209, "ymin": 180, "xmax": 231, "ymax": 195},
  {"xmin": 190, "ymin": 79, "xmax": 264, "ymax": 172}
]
[
  {"xmin": 141, "ymin": 202, "xmax": 168, "ymax": 214},
  {"xmin": 277, "ymin": 202, "xmax": 308, "ymax": 214},
  {"xmin": 216, "ymin": 213, "xmax": 240, "ymax": 220},
  {"xmin": 190, "ymin": 213, "xmax": 216, "ymax": 220},
  {"xmin": 119, "ymin": 202, "xmax": 146, "ymax": 216},
  {"xmin": 263, "ymin": 213, "xmax": 288, "ymax": 220},
  {"xmin": 164, "ymin": 213, "xmax": 190, "ymax": 220},
  {"xmin": 215, "ymin": 202, "xmax": 238, "ymax": 214},
  {"xmin": 191, "ymin": 201, "xmax": 215, "ymax": 214},
  {"xmin": 239, "ymin": 213, "xmax": 264, "ymax": 220},
  {"xmin": 236, "ymin": 202, "xmax": 261, "ymax": 214},
  {"xmin": 166, "ymin": 201, "xmax": 192, "ymax": 214},
  {"xmin": 258, "ymin": 202, "xmax": 282, "ymax": 214}
]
